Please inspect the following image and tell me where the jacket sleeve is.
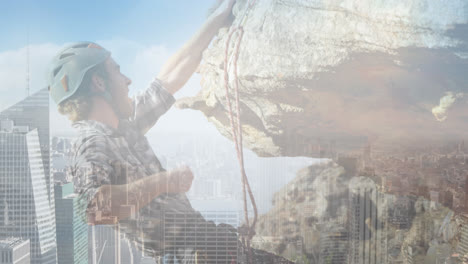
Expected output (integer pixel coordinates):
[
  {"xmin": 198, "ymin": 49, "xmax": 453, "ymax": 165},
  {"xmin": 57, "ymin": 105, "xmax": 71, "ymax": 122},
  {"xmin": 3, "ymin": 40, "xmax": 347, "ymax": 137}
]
[{"xmin": 130, "ymin": 78, "xmax": 176, "ymax": 135}]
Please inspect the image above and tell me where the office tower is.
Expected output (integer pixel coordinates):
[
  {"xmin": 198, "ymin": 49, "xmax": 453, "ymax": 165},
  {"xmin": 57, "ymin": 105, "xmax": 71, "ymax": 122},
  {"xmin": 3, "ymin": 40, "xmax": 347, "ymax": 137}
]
[
  {"xmin": 0, "ymin": 120, "xmax": 57, "ymax": 264},
  {"xmin": 85, "ymin": 184, "xmax": 137, "ymax": 264},
  {"xmin": 349, "ymin": 179, "xmax": 388, "ymax": 264},
  {"xmin": 119, "ymin": 237, "xmax": 135, "ymax": 264},
  {"xmin": 89, "ymin": 224, "xmax": 121, "ymax": 264},
  {"xmin": 54, "ymin": 182, "xmax": 88, "ymax": 264},
  {"xmin": 0, "ymin": 88, "xmax": 51, "ymax": 205},
  {"xmin": 88, "ymin": 224, "xmax": 141, "ymax": 264},
  {"xmin": 0, "ymin": 88, "xmax": 56, "ymax": 254},
  {"xmin": 318, "ymin": 229, "xmax": 348, "ymax": 264},
  {"xmin": 162, "ymin": 211, "xmax": 239, "ymax": 263},
  {"xmin": 457, "ymin": 223, "xmax": 468, "ymax": 262},
  {"xmin": 0, "ymin": 89, "xmax": 56, "ymax": 263},
  {"xmin": 387, "ymin": 196, "xmax": 413, "ymax": 230},
  {"xmin": 0, "ymin": 237, "xmax": 30, "ymax": 264}
]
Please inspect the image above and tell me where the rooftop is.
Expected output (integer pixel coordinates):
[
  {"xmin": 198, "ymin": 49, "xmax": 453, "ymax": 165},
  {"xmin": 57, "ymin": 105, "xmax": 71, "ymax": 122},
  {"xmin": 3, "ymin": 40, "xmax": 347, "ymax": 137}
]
[
  {"xmin": 0, "ymin": 237, "xmax": 29, "ymax": 249},
  {"xmin": 0, "ymin": 119, "xmax": 30, "ymax": 133}
]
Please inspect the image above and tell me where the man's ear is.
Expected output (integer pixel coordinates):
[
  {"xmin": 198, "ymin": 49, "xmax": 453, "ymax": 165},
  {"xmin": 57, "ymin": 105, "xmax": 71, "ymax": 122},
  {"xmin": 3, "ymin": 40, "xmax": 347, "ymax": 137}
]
[{"xmin": 90, "ymin": 74, "xmax": 106, "ymax": 93}]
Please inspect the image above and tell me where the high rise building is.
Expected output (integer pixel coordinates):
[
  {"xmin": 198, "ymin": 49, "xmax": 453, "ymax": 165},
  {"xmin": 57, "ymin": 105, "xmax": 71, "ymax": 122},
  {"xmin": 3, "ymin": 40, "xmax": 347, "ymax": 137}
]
[
  {"xmin": 0, "ymin": 88, "xmax": 52, "ymax": 207},
  {"xmin": 318, "ymin": 229, "xmax": 349, "ymax": 264},
  {"xmin": 457, "ymin": 222, "xmax": 468, "ymax": 262},
  {"xmin": 54, "ymin": 182, "xmax": 88, "ymax": 264},
  {"xmin": 349, "ymin": 178, "xmax": 389, "ymax": 264},
  {"xmin": 0, "ymin": 237, "xmax": 30, "ymax": 264},
  {"xmin": 88, "ymin": 224, "xmax": 142, "ymax": 264},
  {"xmin": 0, "ymin": 120, "xmax": 57, "ymax": 264},
  {"xmin": 89, "ymin": 224, "xmax": 121, "ymax": 264},
  {"xmin": 162, "ymin": 211, "xmax": 239, "ymax": 263}
]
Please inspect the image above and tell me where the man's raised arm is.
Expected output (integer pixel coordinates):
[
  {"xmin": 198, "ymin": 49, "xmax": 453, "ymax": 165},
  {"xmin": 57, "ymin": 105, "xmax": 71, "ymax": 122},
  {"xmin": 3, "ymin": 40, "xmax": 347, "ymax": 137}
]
[{"xmin": 157, "ymin": 0, "xmax": 236, "ymax": 95}]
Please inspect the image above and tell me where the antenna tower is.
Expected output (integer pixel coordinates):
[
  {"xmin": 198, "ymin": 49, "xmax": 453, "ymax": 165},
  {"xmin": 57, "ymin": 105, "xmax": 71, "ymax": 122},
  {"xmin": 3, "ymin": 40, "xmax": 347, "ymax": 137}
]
[{"xmin": 26, "ymin": 33, "xmax": 30, "ymax": 97}]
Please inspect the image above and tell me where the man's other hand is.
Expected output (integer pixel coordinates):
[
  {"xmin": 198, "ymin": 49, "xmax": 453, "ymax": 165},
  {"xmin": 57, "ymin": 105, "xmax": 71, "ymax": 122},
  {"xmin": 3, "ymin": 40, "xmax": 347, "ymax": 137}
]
[{"xmin": 165, "ymin": 166, "xmax": 194, "ymax": 193}]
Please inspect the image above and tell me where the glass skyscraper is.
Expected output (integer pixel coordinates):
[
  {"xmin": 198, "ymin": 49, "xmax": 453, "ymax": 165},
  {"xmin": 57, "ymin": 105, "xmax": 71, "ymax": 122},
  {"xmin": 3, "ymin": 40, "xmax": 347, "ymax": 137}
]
[
  {"xmin": 55, "ymin": 182, "xmax": 88, "ymax": 264},
  {"xmin": 0, "ymin": 89, "xmax": 57, "ymax": 264},
  {"xmin": 0, "ymin": 122, "xmax": 57, "ymax": 263},
  {"xmin": 0, "ymin": 88, "xmax": 51, "ymax": 205}
]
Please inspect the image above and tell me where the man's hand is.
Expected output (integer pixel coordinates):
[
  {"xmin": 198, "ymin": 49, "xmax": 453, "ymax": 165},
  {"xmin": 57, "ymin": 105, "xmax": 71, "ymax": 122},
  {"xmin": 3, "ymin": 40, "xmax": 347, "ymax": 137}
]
[
  {"xmin": 165, "ymin": 166, "xmax": 194, "ymax": 193},
  {"xmin": 209, "ymin": 0, "xmax": 237, "ymax": 28},
  {"xmin": 157, "ymin": 0, "xmax": 237, "ymax": 95}
]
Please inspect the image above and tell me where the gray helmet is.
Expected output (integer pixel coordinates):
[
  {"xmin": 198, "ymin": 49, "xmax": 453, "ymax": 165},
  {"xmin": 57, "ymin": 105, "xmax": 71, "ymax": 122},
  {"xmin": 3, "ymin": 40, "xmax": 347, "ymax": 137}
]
[{"xmin": 48, "ymin": 41, "xmax": 111, "ymax": 105}]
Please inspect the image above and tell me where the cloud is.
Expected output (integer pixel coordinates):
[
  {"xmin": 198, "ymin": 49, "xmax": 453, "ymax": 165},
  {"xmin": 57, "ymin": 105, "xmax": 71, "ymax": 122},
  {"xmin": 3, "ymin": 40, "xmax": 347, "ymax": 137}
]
[{"xmin": 432, "ymin": 92, "xmax": 464, "ymax": 122}]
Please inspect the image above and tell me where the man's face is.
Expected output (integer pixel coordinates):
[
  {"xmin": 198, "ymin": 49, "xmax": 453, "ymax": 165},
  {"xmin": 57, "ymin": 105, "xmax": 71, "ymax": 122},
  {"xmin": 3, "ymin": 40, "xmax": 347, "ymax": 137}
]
[{"xmin": 102, "ymin": 58, "xmax": 133, "ymax": 119}]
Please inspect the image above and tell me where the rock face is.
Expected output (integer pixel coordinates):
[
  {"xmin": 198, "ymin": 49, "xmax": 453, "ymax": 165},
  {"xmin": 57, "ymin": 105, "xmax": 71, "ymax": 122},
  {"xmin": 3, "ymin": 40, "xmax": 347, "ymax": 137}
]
[
  {"xmin": 252, "ymin": 162, "xmax": 468, "ymax": 263},
  {"xmin": 176, "ymin": 1, "xmax": 468, "ymax": 262},
  {"xmin": 252, "ymin": 161, "xmax": 349, "ymax": 263},
  {"xmin": 179, "ymin": 0, "xmax": 468, "ymax": 157}
]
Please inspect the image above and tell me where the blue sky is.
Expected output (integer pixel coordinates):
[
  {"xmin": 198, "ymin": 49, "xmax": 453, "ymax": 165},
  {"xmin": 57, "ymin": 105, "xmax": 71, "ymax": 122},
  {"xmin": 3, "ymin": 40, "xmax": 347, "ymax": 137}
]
[{"xmin": 0, "ymin": 0, "xmax": 214, "ymax": 50}]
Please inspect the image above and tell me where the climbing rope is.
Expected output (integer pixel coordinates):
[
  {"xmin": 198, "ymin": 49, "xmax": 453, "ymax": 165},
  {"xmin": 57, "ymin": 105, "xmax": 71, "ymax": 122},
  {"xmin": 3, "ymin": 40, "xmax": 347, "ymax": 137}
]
[{"xmin": 223, "ymin": 0, "xmax": 258, "ymax": 262}]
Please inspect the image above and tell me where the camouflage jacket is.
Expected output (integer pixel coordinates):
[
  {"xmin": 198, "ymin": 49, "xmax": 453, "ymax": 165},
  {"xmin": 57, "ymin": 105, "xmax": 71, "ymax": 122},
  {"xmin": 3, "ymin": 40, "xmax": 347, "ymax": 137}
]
[{"xmin": 71, "ymin": 79, "xmax": 206, "ymax": 256}]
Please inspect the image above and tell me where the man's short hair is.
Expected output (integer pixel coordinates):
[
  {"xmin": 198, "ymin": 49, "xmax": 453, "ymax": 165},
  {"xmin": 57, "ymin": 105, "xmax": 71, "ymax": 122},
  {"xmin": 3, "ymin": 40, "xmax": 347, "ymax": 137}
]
[{"xmin": 57, "ymin": 62, "xmax": 108, "ymax": 122}]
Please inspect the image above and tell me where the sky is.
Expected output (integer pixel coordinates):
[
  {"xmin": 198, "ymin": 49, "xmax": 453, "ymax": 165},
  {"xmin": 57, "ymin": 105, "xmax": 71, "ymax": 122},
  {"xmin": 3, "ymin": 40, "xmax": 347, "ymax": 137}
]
[
  {"xmin": 0, "ymin": 0, "xmax": 319, "ymax": 214},
  {"xmin": 0, "ymin": 0, "xmax": 214, "ymax": 50}
]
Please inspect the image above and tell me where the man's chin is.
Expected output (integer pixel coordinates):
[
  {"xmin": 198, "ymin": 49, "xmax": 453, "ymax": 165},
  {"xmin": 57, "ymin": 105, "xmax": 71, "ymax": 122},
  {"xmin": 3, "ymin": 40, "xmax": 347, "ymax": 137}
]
[
  {"xmin": 116, "ymin": 106, "xmax": 134, "ymax": 120},
  {"xmin": 120, "ymin": 112, "xmax": 133, "ymax": 120}
]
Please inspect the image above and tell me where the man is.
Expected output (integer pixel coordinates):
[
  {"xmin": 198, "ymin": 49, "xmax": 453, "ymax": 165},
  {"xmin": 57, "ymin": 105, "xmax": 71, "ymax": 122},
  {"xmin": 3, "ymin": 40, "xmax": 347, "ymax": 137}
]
[{"xmin": 48, "ymin": 1, "xmax": 292, "ymax": 263}]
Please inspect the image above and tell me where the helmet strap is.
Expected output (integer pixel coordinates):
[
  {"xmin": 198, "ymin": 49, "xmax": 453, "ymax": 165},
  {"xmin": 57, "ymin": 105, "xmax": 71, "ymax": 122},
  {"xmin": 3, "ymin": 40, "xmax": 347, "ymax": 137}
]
[
  {"xmin": 89, "ymin": 86, "xmax": 129, "ymax": 120},
  {"xmin": 89, "ymin": 89, "xmax": 120, "ymax": 116},
  {"xmin": 101, "ymin": 90, "xmax": 113, "ymax": 102},
  {"xmin": 101, "ymin": 89, "xmax": 128, "ymax": 119}
]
